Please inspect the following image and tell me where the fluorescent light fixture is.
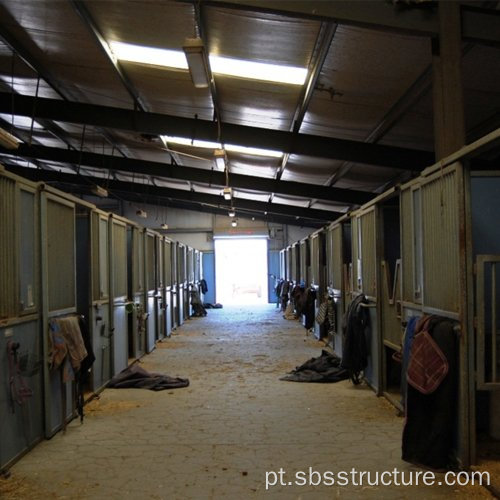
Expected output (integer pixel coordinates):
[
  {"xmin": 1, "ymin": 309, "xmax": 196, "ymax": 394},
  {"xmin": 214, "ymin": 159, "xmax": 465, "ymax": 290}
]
[
  {"xmin": 161, "ymin": 223, "xmax": 169, "ymax": 230},
  {"xmin": 91, "ymin": 185, "xmax": 108, "ymax": 198},
  {"xmin": 225, "ymin": 144, "xmax": 282, "ymax": 158},
  {"xmin": 210, "ymin": 55, "xmax": 307, "ymax": 85},
  {"xmin": 0, "ymin": 127, "xmax": 20, "ymax": 150},
  {"xmin": 110, "ymin": 41, "xmax": 187, "ymax": 69},
  {"xmin": 136, "ymin": 209, "xmax": 147, "ymax": 218},
  {"xmin": 223, "ymin": 187, "xmax": 232, "ymax": 201},
  {"xmin": 161, "ymin": 135, "xmax": 282, "ymax": 158},
  {"xmin": 228, "ymin": 210, "xmax": 235, "ymax": 217},
  {"xmin": 214, "ymin": 149, "xmax": 226, "ymax": 171},
  {"xmin": 183, "ymin": 38, "xmax": 210, "ymax": 88},
  {"xmin": 231, "ymin": 220, "xmax": 238, "ymax": 228},
  {"xmin": 110, "ymin": 41, "xmax": 307, "ymax": 86}
]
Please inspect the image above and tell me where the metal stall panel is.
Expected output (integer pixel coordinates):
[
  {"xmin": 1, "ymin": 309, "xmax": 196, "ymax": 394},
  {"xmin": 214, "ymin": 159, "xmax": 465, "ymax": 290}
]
[
  {"xmin": 291, "ymin": 244, "xmax": 299, "ymax": 283},
  {"xmin": 110, "ymin": 218, "xmax": 129, "ymax": 375},
  {"xmin": 328, "ymin": 223, "xmax": 347, "ymax": 355},
  {"xmin": 178, "ymin": 243, "xmax": 187, "ymax": 323},
  {"xmin": 18, "ymin": 189, "xmax": 38, "ymax": 316},
  {"xmin": 476, "ymin": 256, "xmax": 500, "ymax": 389},
  {"xmin": 0, "ymin": 175, "xmax": 17, "ymax": 320},
  {"xmin": 0, "ymin": 320, "xmax": 43, "ymax": 471},
  {"xmin": 156, "ymin": 236, "xmax": 165, "ymax": 341},
  {"xmin": 421, "ymin": 169, "xmax": 460, "ymax": 314},
  {"xmin": 358, "ymin": 209, "xmax": 377, "ymax": 299},
  {"xmin": 400, "ymin": 187, "xmax": 415, "ymax": 304},
  {"xmin": 171, "ymin": 241, "xmax": 179, "ymax": 329},
  {"xmin": 88, "ymin": 212, "xmax": 112, "ymax": 391},
  {"xmin": 163, "ymin": 239, "xmax": 173, "ymax": 337},
  {"xmin": 354, "ymin": 208, "xmax": 380, "ymax": 393},
  {"xmin": 42, "ymin": 193, "xmax": 76, "ymax": 437},
  {"xmin": 351, "ymin": 216, "xmax": 360, "ymax": 294},
  {"xmin": 187, "ymin": 247, "xmax": 194, "ymax": 317},
  {"xmin": 311, "ymin": 234, "xmax": 320, "ymax": 287},
  {"xmin": 129, "ymin": 226, "xmax": 146, "ymax": 359},
  {"xmin": 379, "ymin": 201, "xmax": 403, "ymax": 350},
  {"xmin": 145, "ymin": 231, "xmax": 157, "ymax": 352},
  {"xmin": 326, "ymin": 228, "xmax": 334, "ymax": 289},
  {"xmin": 279, "ymin": 249, "xmax": 285, "ymax": 281},
  {"xmin": 299, "ymin": 239, "xmax": 309, "ymax": 285},
  {"xmin": 310, "ymin": 231, "xmax": 326, "ymax": 339},
  {"xmin": 286, "ymin": 246, "xmax": 292, "ymax": 282},
  {"xmin": 0, "ymin": 177, "xmax": 43, "ymax": 471}
]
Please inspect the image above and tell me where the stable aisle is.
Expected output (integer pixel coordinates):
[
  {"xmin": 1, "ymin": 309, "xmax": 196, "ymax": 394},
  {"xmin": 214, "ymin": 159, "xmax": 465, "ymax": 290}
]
[{"xmin": 0, "ymin": 305, "xmax": 491, "ymax": 499}]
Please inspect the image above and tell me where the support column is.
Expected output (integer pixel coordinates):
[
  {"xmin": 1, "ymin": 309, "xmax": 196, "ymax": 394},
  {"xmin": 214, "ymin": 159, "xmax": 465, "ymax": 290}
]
[
  {"xmin": 432, "ymin": 1, "xmax": 465, "ymax": 159},
  {"xmin": 433, "ymin": 2, "xmax": 473, "ymax": 468}
]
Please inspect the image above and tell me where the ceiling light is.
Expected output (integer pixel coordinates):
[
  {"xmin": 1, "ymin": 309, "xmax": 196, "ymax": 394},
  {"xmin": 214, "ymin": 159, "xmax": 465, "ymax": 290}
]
[
  {"xmin": 0, "ymin": 127, "xmax": 20, "ymax": 150},
  {"xmin": 162, "ymin": 136, "xmax": 282, "ymax": 158},
  {"xmin": 161, "ymin": 223, "xmax": 169, "ymax": 230},
  {"xmin": 223, "ymin": 187, "xmax": 232, "ymax": 201},
  {"xmin": 183, "ymin": 37, "xmax": 210, "ymax": 88},
  {"xmin": 210, "ymin": 55, "xmax": 307, "ymax": 85},
  {"xmin": 136, "ymin": 209, "xmax": 147, "ymax": 218},
  {"xmin": 91, "ymin": 185, "xmax": 108, "ymax": 198},
  {"xmin": 110, "ymin": 41, "xmax": 307, "ymax": 86},
  {"xmin": 225, "ymin": 144, "xmax": 282, "ymax": 158},
  {"xmin": 110, "ymin": 41, "xmax": 187, "ymax": 69},
  {"xmin": 231, "ymin": 220, "xmax": 238, "ymax": 228},
  {"xmin": 214, "ymin": 149, "xmax": 226, "ymax": 171},
  {"xmin": 161, "ymin": 136, "xmax": 220, "ymax": 149},
  {"xmin": 228, "ymin": 210, "xmax": 235, "ymax": 217}
]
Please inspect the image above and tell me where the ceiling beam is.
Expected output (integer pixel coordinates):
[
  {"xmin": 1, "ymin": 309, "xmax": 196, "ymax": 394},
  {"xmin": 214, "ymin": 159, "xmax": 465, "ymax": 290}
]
[
  {"xmin": 4, "ymin": 164, "xmax": 340, "ymax": 223},
  {"xmin": 71, "ymin": 0, "xmax": 147, "ymax": 111},
  {"xmin": 274, "ymin": 21, "xmax": 337, "ymax": 184},
  {"xmin": 0, "ymin": 142, "xmax": 373, "ymax": 205},
  {"xmin": 194, "ymin": 2, "xmax": 222, "ymax": 126},
  {"xmin": 196, "ymin": 1, "xmax": 500, "ymax": 47},
  {"xmin": 0, "ymin": 93, "xmax": 434, "ymax": 169},
  {"xmin": 321, "ymin": 42, "xmax": 476, "ymax": 195},
  {"xmin": 0, "ymin": 9, "xmax": 127, "ymax": 157}
]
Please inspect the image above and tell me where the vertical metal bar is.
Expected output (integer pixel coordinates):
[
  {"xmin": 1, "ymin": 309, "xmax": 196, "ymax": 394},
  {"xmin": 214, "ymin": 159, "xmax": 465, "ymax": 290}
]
[{"xmin": 492, "ymin": 263, "xmax": 497, "ymax": 383}]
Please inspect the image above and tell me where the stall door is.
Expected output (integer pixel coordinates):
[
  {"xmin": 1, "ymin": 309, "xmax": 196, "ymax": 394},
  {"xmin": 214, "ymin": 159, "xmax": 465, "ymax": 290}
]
[
  {"xmin": 87, "ymin": 212, "xmax": 112, "ymax": 392},
  {"xmin": 42, "ymin": 194, "xmax": 76, "ymax": 436},
  {"xmin": 110, "ymin": 219, "xmax": 129, "ymax": 375}
]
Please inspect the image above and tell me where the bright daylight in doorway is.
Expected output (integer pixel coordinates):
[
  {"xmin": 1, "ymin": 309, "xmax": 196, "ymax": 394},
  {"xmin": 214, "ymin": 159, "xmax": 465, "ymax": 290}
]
[{"xmin": 214, "ymin": 237, "xmax": 268, "ymax": 305}]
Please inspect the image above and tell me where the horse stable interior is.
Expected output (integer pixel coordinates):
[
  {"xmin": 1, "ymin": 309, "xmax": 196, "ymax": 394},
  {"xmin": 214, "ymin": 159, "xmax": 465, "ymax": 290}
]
[{"xmin": 0, "ymin": 1, "xmax": 499, "ymax": 498}]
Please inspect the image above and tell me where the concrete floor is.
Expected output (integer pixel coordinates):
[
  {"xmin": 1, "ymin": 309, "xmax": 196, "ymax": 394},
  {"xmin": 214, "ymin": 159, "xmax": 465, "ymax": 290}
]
[{"xmin": 0, "ymin": 305, "xmax": 493, "ymax": 499}]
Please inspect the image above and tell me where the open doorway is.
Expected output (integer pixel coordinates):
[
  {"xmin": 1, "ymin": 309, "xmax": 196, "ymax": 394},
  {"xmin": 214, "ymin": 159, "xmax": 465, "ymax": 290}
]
[{"xmin": 214, "ymin": 237, "xmax": 268, "ymax": 305}]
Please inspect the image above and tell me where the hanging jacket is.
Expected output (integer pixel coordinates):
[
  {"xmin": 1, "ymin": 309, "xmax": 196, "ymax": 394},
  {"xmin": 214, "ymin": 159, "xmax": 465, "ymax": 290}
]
[{"xmin": 341, "ymin": 294, "xmax": 369, "ymax": 384}]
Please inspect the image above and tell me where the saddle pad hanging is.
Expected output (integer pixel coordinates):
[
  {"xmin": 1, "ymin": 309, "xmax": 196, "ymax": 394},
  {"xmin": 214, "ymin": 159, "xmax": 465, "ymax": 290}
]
[{"xmin": 407, "ymin": 329, "xmax": 448, "ymax": 394}]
